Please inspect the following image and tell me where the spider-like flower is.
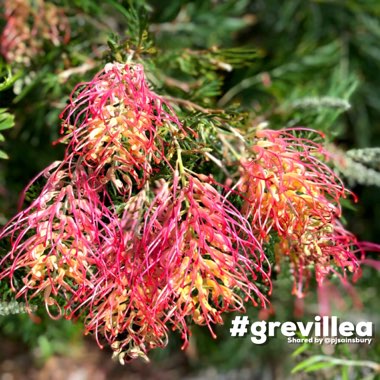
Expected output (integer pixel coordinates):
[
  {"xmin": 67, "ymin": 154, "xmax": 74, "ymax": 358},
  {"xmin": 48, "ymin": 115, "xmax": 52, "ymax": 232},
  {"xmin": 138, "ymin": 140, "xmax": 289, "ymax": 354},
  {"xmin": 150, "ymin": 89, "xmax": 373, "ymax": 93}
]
[
  {"xmin": 81, "ymin": 185, "xmax": 170, "ymax": 362},
  {"xmin": 84, "ymin": 274, "xmax": 169, "ymax": 364},
  {"xmin": 59, "ymin": 63, "xmax": 183, "ymax": 195},
  {"xmin": 0, "ymin": 62, "xmax": 188, "ymax": 362},
  {"xmin": 0, "ymin": 161, "xmax": 123, "ymax": 318},
  {"xmin": 239, "ymin": 128, "xmax": 361, "ymax": 296},
  {"xmin": 140, "ymin": 174, "xmax": 271, "ymax": 346},
  {"xmin": 81, "ymin": 173, "xmax": 271, "ymax": 361},
  {"xmin": 0, "ymin": 0, "xmax": 70, "ymax": 65}
]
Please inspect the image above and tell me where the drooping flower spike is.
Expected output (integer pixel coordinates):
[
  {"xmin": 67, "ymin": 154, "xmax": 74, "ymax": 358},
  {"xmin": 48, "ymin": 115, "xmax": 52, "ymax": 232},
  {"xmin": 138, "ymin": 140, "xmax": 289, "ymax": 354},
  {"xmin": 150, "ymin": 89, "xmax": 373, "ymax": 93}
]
[
  {"xmin": 82, "ymin": 181, "xmax": 172, "ymax": 360},
  {"xmin": 81, "ymin": 172, "xmax": 272, "ymax": 361},
  {"xmin": 0, "ymin": 161, "xmax": 124, "ymax": 319},
  {"xmin": 238, "ymin": 128, "xmax": 363, "ymax": 296},
  {"xmin": 239, "ymin": 128, "xmax": 348, "ymax": 237},
  {"xmin": 59, "ymin": 62, "xmax": 184, "ymax": 196},
  {"xmin": 138, "ymin": 174, "xmax": 271, "ymax": 343}
]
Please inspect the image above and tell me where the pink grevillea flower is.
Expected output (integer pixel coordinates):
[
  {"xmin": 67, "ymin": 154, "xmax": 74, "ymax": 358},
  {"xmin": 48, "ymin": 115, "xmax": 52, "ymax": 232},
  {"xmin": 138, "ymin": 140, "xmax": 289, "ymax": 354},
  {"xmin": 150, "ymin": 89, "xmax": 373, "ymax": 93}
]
[
  {"xmin": 274, "ymin": 220, "xmax": 363, "ymax": 297},
  {"xmin": 140, "ymin": 174, "xmax": 271, "ymax": 345},
  {"xmin": 84, "ymin": 273, "xmax": 169, "ymax": 364},
  {"xmin": 81, "ymin": 173, "xmax": 271, "ymax": 362},
  {"xmin": 0, "ymin": 161, "xmax": 124, "ymax": 319},
  {"xmin": 59, "ymin": 62, "xmax": 184, "ymax": 196},
  {"xmin": 81, "ymin": 179, "xmax": 181, "ymax": 361},
  {"xmin": 0, "ymin": 62, "xmax": 189, "ymax": 362},
  {"xmin": 82, "ymin": 187, "xmax": 169, "ymax": 363},
  {"xmin": 238, "ymin": 128, "xmax": 362, "ymax": 296},
  {"xmin": 0, "ymin": 0, "xmax": 70, "ymax": 65}
]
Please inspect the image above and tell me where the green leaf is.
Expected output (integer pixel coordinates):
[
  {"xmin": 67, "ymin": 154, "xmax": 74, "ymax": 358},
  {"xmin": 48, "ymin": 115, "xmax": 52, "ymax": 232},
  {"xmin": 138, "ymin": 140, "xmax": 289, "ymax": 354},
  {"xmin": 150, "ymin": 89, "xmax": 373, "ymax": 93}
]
[
  {"xmin": 0, "ymin": 64, "xmax": 22, "ymax": 91},
  {"xmin": 0, "ymin": 150, "xmax": 9, "ymax": 160},
  {"xmin": 292, "ymin": 355, "xmax": 380, "ymax": 374},
  {"xmin": 291, "ymin": 342, "xmax": 311, "ymax": 357},
  {"xmin": 304, "ymin": 362, "xmax": 336, "ymax": 373},
  {"xmin": 291, "ymin": 355, "xmax": 326, "ymax": 373},
  {"xmin": 0, "ymin": 109, "xmax": 15, "ymax": 131},
  {"xmin": 105, "ymin": 0, "xmax": 131, "ymax": 20}
]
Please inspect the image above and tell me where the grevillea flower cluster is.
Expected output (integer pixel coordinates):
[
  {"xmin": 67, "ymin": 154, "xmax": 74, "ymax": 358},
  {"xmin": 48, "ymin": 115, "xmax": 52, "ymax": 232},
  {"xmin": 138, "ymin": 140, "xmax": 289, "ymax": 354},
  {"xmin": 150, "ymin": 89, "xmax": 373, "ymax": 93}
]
[
  {"xmin": 0, "ymin": 62, "xmax": 378, "ymax": 362},
  {"xmin": 239, "ymin": 128, "xmax": 363, "ymax": 297},
  {"xmin": 0, "ymin": 0, "xmax": 70, "ymax": 65},
  {"xmin": 59, "ymin": 63, "xmax": 181, "ymax": 195}
]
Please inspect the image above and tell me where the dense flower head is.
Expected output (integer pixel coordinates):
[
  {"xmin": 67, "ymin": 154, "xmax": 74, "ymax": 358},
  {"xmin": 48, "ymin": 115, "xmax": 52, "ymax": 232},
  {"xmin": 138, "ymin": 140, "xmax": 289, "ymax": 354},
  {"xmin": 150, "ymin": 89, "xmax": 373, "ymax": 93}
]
[
  {"xmin": 239, "ymin": 128, "xmax": 362, "ymax": 296},
  {"xmin": 167, "ymin": 176, "xmax": 270, "ymax": 333},
  {"xmin": 79, "ymin": 173, "xmax": 271, "ymax": 360},
  {"xmin": 239, "ymin": 128, "xmax": 347, "ymax": 237},
  {"xmin": 0, "ymin": 161, "xmax": 124, "ymax": 318},
  {"xmin": 59, "ymin": 62, "xmax": 183, "ymax": 195},
  {"xmin": 0, "ymin": 0, "xmax": 70, "ymax": 65},
  {"xmin": 84, "ymin": 275, "xmax": 169, "ymax": 364},
  {"xmin": 140, "ymin": 175, "xmax": 270, "ymax": 338},
  {"xmin": 0, "ymin": 62, "xmax": 193, "ymax": 361}
]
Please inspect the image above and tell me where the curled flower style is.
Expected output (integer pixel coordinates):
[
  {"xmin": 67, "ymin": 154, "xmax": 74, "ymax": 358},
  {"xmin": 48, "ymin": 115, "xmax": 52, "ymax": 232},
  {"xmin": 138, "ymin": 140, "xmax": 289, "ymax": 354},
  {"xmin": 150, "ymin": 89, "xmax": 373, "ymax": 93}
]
[
  {"xmin": 82, "ymin": 173, "xmax": 271, "ymax": 362},
  {"xmin": 0, "ymin": 0, "xmax": 70, "ymax": 65},
  {"xmin": 238, "ymin": 128, "xmax": 361, "ymax": 295},
  {"xmin": 274, "ymin": 220, "xmax": 362, "ymax": 297},
  {"xmin": 239, "ymin": 128, "xmax": 347, "ymax": 238},
  {"xmin": 0, "ymin": 161, "xmax": 124, "ymax": 318},
  {"xmin": 59, "ymin": 63, "xmax": 183, "ymax": 195},
  {"xmin": 140, "ymin": 174, "xmax": 271, "ymax": 345},
  {"xmin": 81, "ymin": 185, "xmax": 170, "ymax": 362},
  {"xmin": 84, "ymin": 276, "xmax": 169, "ymax": 364},
  {"xmin": 82, "ymin": 177, "xmax": 183, "ymax": 360}
]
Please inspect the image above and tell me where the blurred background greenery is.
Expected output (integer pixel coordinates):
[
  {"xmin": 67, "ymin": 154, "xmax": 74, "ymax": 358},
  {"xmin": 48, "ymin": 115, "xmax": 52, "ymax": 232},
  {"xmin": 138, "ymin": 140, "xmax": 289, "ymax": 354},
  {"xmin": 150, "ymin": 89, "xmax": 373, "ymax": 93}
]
[{"xmin": 0, "ymin": 0, "xmax": 380, "ymax": 379}]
